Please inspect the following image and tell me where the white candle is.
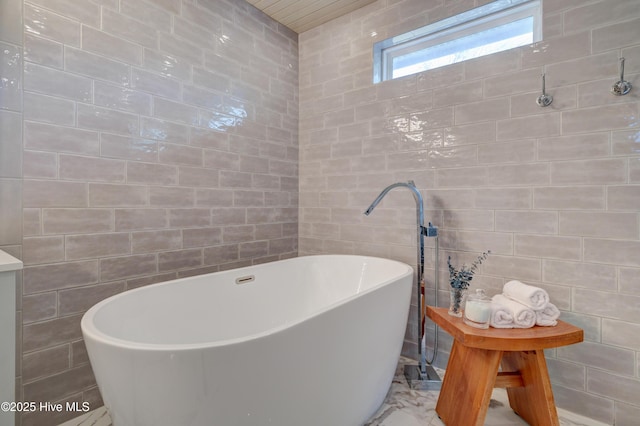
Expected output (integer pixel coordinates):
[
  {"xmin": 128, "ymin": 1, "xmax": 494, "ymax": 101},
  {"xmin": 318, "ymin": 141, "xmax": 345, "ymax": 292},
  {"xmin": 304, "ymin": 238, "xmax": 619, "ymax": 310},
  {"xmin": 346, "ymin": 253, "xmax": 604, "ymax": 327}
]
[{"xmin": 465, "ymin": 300, "xmax": 491, "ymax": 323}]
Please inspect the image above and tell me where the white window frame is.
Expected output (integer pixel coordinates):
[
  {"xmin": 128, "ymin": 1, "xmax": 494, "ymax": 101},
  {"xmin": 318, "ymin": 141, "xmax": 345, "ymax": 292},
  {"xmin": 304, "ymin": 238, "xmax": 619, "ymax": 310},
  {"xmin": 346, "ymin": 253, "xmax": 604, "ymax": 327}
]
[{"xmin": 373, "ymin": 0, "xmax": 541, "ymax": 83}]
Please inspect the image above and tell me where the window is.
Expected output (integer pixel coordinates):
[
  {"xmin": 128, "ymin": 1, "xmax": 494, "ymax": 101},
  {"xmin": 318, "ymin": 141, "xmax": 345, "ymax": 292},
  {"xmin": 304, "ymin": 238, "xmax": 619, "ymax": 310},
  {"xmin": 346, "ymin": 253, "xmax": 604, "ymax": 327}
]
[{"xmin": 373, "ymin": 0, "xmax": 541, "ymax": 83}]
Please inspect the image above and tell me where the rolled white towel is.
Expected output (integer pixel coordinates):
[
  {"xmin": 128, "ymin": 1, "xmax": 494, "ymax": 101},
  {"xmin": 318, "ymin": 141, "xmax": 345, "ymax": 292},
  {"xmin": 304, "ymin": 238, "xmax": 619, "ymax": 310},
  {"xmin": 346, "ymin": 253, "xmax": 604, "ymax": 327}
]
[
  {"xmin": 536, "ymin": 302, "xmax": 560, "ymax": 326},
  {"xmin": 503, "ymin": 280, "xmax": 549, "ymax": 310},
  {"xmin": 491, "ymin": 294, "xmax": 536, "ymax": 328},
  {"xmin": 489, "ymin": 300, "xmax": 515, "ymax": 328}
]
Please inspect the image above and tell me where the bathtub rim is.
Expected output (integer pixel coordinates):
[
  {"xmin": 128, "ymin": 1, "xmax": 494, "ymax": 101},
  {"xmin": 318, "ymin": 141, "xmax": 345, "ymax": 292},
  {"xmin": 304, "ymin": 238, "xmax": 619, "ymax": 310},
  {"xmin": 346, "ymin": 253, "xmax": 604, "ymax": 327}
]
[{"xmin": 81, "ymin": 254, "xmax": 413, "ymax": 352}]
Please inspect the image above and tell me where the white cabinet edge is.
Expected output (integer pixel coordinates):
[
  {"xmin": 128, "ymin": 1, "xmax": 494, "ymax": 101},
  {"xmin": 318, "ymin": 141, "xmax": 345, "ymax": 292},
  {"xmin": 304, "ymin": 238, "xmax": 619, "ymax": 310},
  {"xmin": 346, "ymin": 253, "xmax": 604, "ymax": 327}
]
[{"xmin": 0, "ymin": 250, "xmax": 23, "ymax": 272}]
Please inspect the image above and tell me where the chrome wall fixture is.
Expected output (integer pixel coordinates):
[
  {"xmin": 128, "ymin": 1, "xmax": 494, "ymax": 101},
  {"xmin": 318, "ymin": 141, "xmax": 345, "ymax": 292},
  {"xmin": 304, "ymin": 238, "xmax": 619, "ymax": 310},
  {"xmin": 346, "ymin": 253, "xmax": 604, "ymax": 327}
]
[
  {"xmin": 611, "ymin": 57, "xmax": 632, "ymax": 96},
  {"xmin": 536, "ymin": 73, "xmax": 553, "ymax": 107}
]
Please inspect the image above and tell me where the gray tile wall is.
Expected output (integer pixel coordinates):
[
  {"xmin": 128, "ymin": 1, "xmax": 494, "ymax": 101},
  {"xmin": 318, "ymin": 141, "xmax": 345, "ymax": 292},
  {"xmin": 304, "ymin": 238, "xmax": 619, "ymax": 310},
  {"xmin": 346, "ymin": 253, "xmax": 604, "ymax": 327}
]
[
  {"xmin": 0, "ymin": 0, "xmax": 24, "ymax": 420},
  {"xmin": 14, "ymin": 0, "xmax": 298, "ymax": 425},
  {"xmin": 298, "ymin": 0, "xmax": 640, "ymax": 424}
]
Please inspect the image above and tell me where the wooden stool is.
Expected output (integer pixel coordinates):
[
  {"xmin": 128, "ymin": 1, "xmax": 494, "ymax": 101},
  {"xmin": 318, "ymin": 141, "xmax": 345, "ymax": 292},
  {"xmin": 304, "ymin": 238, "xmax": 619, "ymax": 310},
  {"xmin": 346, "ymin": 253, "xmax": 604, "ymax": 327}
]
[{"xmin": 426, "ymin": 306, "xmax": 583, "ymax": 426}]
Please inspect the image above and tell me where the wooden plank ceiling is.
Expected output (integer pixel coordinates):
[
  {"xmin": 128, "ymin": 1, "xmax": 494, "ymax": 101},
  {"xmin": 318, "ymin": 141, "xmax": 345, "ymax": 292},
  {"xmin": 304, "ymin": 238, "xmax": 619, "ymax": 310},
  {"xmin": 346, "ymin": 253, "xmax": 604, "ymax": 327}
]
[{"xmin": 246, "ymin": 0, "xmax": 377, "ymax": 33}]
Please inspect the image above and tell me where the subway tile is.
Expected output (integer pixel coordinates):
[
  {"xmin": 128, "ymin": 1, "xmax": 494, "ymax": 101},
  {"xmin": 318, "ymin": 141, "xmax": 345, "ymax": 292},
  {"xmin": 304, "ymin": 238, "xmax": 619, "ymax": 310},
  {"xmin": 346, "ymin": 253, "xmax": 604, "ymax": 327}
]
[
  {"xmin": 169, "ymin": 209, "xmax": 211, "ymax": 228},
  {"xmin": 239, "ymin": 241, "xmax": 269, "ymax": 259},
  {"xmin": 559, "ymin": 341, "xmax": 635, "ymax": 376},
  {"xmin": 149, "ymin": 186, "xmax": 195, "ymax": 207},
  {"xmin": 183, "ymin": 85, "xmax": 224, "ymax": 111},
  {"xmin": 514, "ymin": 234, "xmax": 581, "ymax": 261},
  {"xmin": 0, "ymin": 110, "xmax": 22, "ymax": 177},
  {"xmin": 486, "ymin": 163, "xmax": 549, "ymax": 186},
  {"xmin": 496, "ymin": 113, "xmax": 560, "ymax": 140},
  {"xmin": 619, "ymin": 267, "xmax": 640, "ymax": 296},
  {"xmin": 126, "ymin": 162, "xmax": 177, "ymax": 186},
  {"xmin": 140, "ymin": 117, "xmax": 189, "ymax": 144},
  {"xmin": 0, "ymin": 0, "xmax": 23, "ymax": 45},
  {"xmin": 22, "ymin": 345, "xmax": 69, "ymax": 382},
  {"xmin": 81, "ymin": 26, "xmax": 142, "ymax": 65},
  {"xmin": 23, "ymin": 92, "xmax": 75, "ymax": 126},
  {"xmin": 132, "ymin": 229, "xmax": 182, "ymax": 253},
  {"xmin": 114, "ymin": 209, "xmax": 167, "ymax": 231},
  {"xmin": 158, "ymin": 143, "xmax": 203, "ymax": 166},
  {"xmin": 23, "ymin": 261, "xmax": 99, "ymax": 294},
  {"xmin": 533, "ymin": 186, "xmax": 605, "ymax": 210},
  {"xmin": 158, "ymin": 32, "xmax": 203, "ymax": 65},
  {"xmin": 24, "ymin": 34, "xmax": 63, "ymax": 68},
  {"xmin": 478, "ymin": 140, "xmax": 536, "ymax": 164},
  {"xmin": 432, "ymin": 80, "xmax": 483, "ymax": 107},
  {"xmin": 463, "ymin": 48, "xmax": 520, "ymax": 81},
  {"xmin": 65, "ymin": 233, "xmax": 131, "ymax": 260},
  {"xmin": 220, "ymin": 170, "xmax": 253, "ymax": 188},
  {"xmin": 546, "ymin": 51, "xmax": 618, "ymax": 88},
  {"xmin": 23, "ymin": 313, "xmax": 83, "ymax": 352},
  {"xmin": 593, "ymin": 17, "xmax": 640, "ymax": 53},
  {"xmin": 521, "ymin": 32, "xmax": 591, "ymax": 68},
  {"xmin": 203, "ymin": 244, "xmax": 239, "ymax": 264},
  {"xmin": 100, "ymin": 134, "xmax": 158, "ymax": 162},
  {"xmin": 154, "ymin": 98, "xmax": 199, "ymax": 126},
  {"xmin": 210, "ymin": 207, "xmax": 246, "ymax": 225},
  {"xmin": 559, "ymin": 211, "xmax": 638, "ymax": 239},
  {"xmin": 182, "ymin": 228, "xmax": 223, "ymax": 248},
  {"xmin": 23, "ymin": 364, "xmax": 95, "ymax": 403},
  {"xmin": 495, "ymin": 210, "xmax": 557, "ymax": 234},
  {"xmin": 143, "ymin": 48, "xmax": 192, "ymax": 81},
  {"xmin": 546, "ymin": 358, "xmax": 585, "ymax": 390},
  {"xmin": 485, "ymin": 68, "xmax": 542, "ymax": 98},
  {"xmin": 28, "ymin": 0, "xmax": 100, "ymax": 27},
  {"xmin": 65, "ymin": 47, "xmax": 130, "ymax": 85},
  {"xmin": 543, "ymin": 260, "xmax": 617, "ymax": 290},
  {"xmin": 179, "ymin": 166, "xmax": 220, "ymax": 188},
  {"xmin": 89, "ymin": 183, "xmax": 148, "ymax": 207},
  {"xmin": 454, "ymin": 98, "xmax": 509, "ymax": 125},
  {"xmin": 100, "ymin": 254, "xmax": 158, "ymax": 281},
  {"xmin": 442, "ymin": 210, "xmax": 494, "ymax": 231},
  {"xmin": 23, "ymin": 180, "xmax": 87, "ymax": 207},
  {"xmin": 584, "ymin": 239, "xmax": 640, "ymax": 268},
  {"xmin": 197, "ymin": 190, "xmax": 235, "ymax": 208},
  {"xmin": 538, "ymin": 134, "xmax": 610, "ymax": 161},
  {"xmin": 616, "ymin": 402, "xmax": 640, "ymax": 426},
  {"xmin": 23, "ymin": 209, "xmax": 42, "ymax": 237},
  {"xmin": 22, "ymin": 292, "xmax": 57, "ymax": 324},
  {"xmin": 455, "ymin": 230, "xmax": 512, "ymax": 255},
  {"xmin": 558, "ymin": 311, "xmax": 601, "ymax": 342},
  {"xmin": 587, "ymin": 368, "xmax": 640, "ymax": 406},
  {"xmin": 158, "ymin": 249, "xmax": 203, "ymax": 272},
  {"xmin": 612, "ymin": 130, "xmax": 640, "ymax": 156},
  {"xmin": 550, "ymin": 159, "xmax": 626, "ymax": 185},
  {"xmin": 578, "ymin": 75, "xmax": 640, "ymax": 108},
  {"xmin": 223, "ymin": 225, "xmax": 256, "ymax": 243},
  {"xmin": 443, "ymin": 122, "xmax": 496, "ymax": 146},
  {"xmin": 43, "ymin": 209, "xmax": 112, "ymax": 235},
  {"xmin": 120, "ymin": 0, "xmax": 172, "ymax": 31},
  {"xmin": 562, "ymin": 103, "xmax": 639, "ymax": 134},
  {"xmin": 94, "ymin": 81, "xmax": 151, "ymax": 115},
  {"xmin": 602, "ymin": 319, "xmax": 640, "ymax": 351},
  {"xmin": 25, "ymin": 61, "xmax": 93, "ymax": 101},
  {"xmin": 132, "ymin": 68, "xmax": 181, "ymax": 101},
  {"xmin": 59, "ymin": 154, "xmax": 126, "ymax": 182},
  {"xmin": 481, "ymin": 254, "xmax": 541, "ymax": 282},
  {"xmin": 409, "ymin": 107, "xmax": 453, "ymax": 131},
  {"xmin": 23, "ymin": 3, "xmax": 80, "ymax": 46},
  {"xmin": 58, "ymin": 281, "xmax": 124, "ymax": 316},
  {"xmin": 24, "ymin": 121, "xmax": 99, "ymax": 155},
  {"xmin": 23, "ymin": 150, "xmax": 58, "ymax": 178},
  {"xmin": 22, "ymin": 236, "xmax": 64, "ymax": 265},
  {"xmin": 607, "ymin": 185, "xmax": 640, "ymax": 210},
  {"xmin": 77, "ymin": 104, "xmax": 139, "ymax": 136},
  {"xmin": 102, "ymin": 8, "xmax": 158, "ymax": 49},
  {"xmin": 552, "ymin": 385, "xmax": 614, "ymax": 425}
]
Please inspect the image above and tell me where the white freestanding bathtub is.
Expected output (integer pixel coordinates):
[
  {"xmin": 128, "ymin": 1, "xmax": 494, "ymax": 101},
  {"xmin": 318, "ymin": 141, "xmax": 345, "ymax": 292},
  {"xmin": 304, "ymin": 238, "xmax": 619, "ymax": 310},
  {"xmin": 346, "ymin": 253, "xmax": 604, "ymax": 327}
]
[{"xmin": 81, "ymin": 255, "xmax": 413, "ymax": 426}]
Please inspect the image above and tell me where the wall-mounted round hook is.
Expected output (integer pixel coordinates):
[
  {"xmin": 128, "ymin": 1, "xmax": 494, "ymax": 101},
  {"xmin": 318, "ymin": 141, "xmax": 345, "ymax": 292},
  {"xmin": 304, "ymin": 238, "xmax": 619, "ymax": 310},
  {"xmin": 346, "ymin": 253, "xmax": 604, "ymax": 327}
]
[
  {"xmin": 536, "ymin": 73, "xmax": 553, "ymax": 107},
  {"xmin": 611, "ymin": 57, "xmax": 632, "ymax": 96}
]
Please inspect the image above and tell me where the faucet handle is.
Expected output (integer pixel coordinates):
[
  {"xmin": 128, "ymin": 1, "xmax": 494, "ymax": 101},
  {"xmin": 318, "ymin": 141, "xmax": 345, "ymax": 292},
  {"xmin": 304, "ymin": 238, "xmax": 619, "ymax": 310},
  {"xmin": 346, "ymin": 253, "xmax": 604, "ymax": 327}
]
[{"xmin": 421, "ymin": 223, "xmax": 438, "ymax": 237}]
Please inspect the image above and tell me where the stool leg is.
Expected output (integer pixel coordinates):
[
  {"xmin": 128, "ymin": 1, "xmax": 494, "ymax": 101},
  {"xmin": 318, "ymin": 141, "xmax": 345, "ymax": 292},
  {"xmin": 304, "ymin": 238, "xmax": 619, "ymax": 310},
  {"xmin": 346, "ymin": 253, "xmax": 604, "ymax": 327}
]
[
  {"xmin": 436, "ymin": 341, "xmax": 502, "ymax": 426},
  {"xmin": 501, "ymin": 350, "xmax": 559, "ymax": 426}
]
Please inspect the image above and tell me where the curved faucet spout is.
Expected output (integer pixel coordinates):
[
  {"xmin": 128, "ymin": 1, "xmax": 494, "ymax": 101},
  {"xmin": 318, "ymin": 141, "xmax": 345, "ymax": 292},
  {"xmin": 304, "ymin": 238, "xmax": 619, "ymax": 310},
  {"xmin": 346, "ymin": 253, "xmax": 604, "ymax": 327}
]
[{"xmin": 363, "ymin": 181, "xmax": 424, "ymax": 227}]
